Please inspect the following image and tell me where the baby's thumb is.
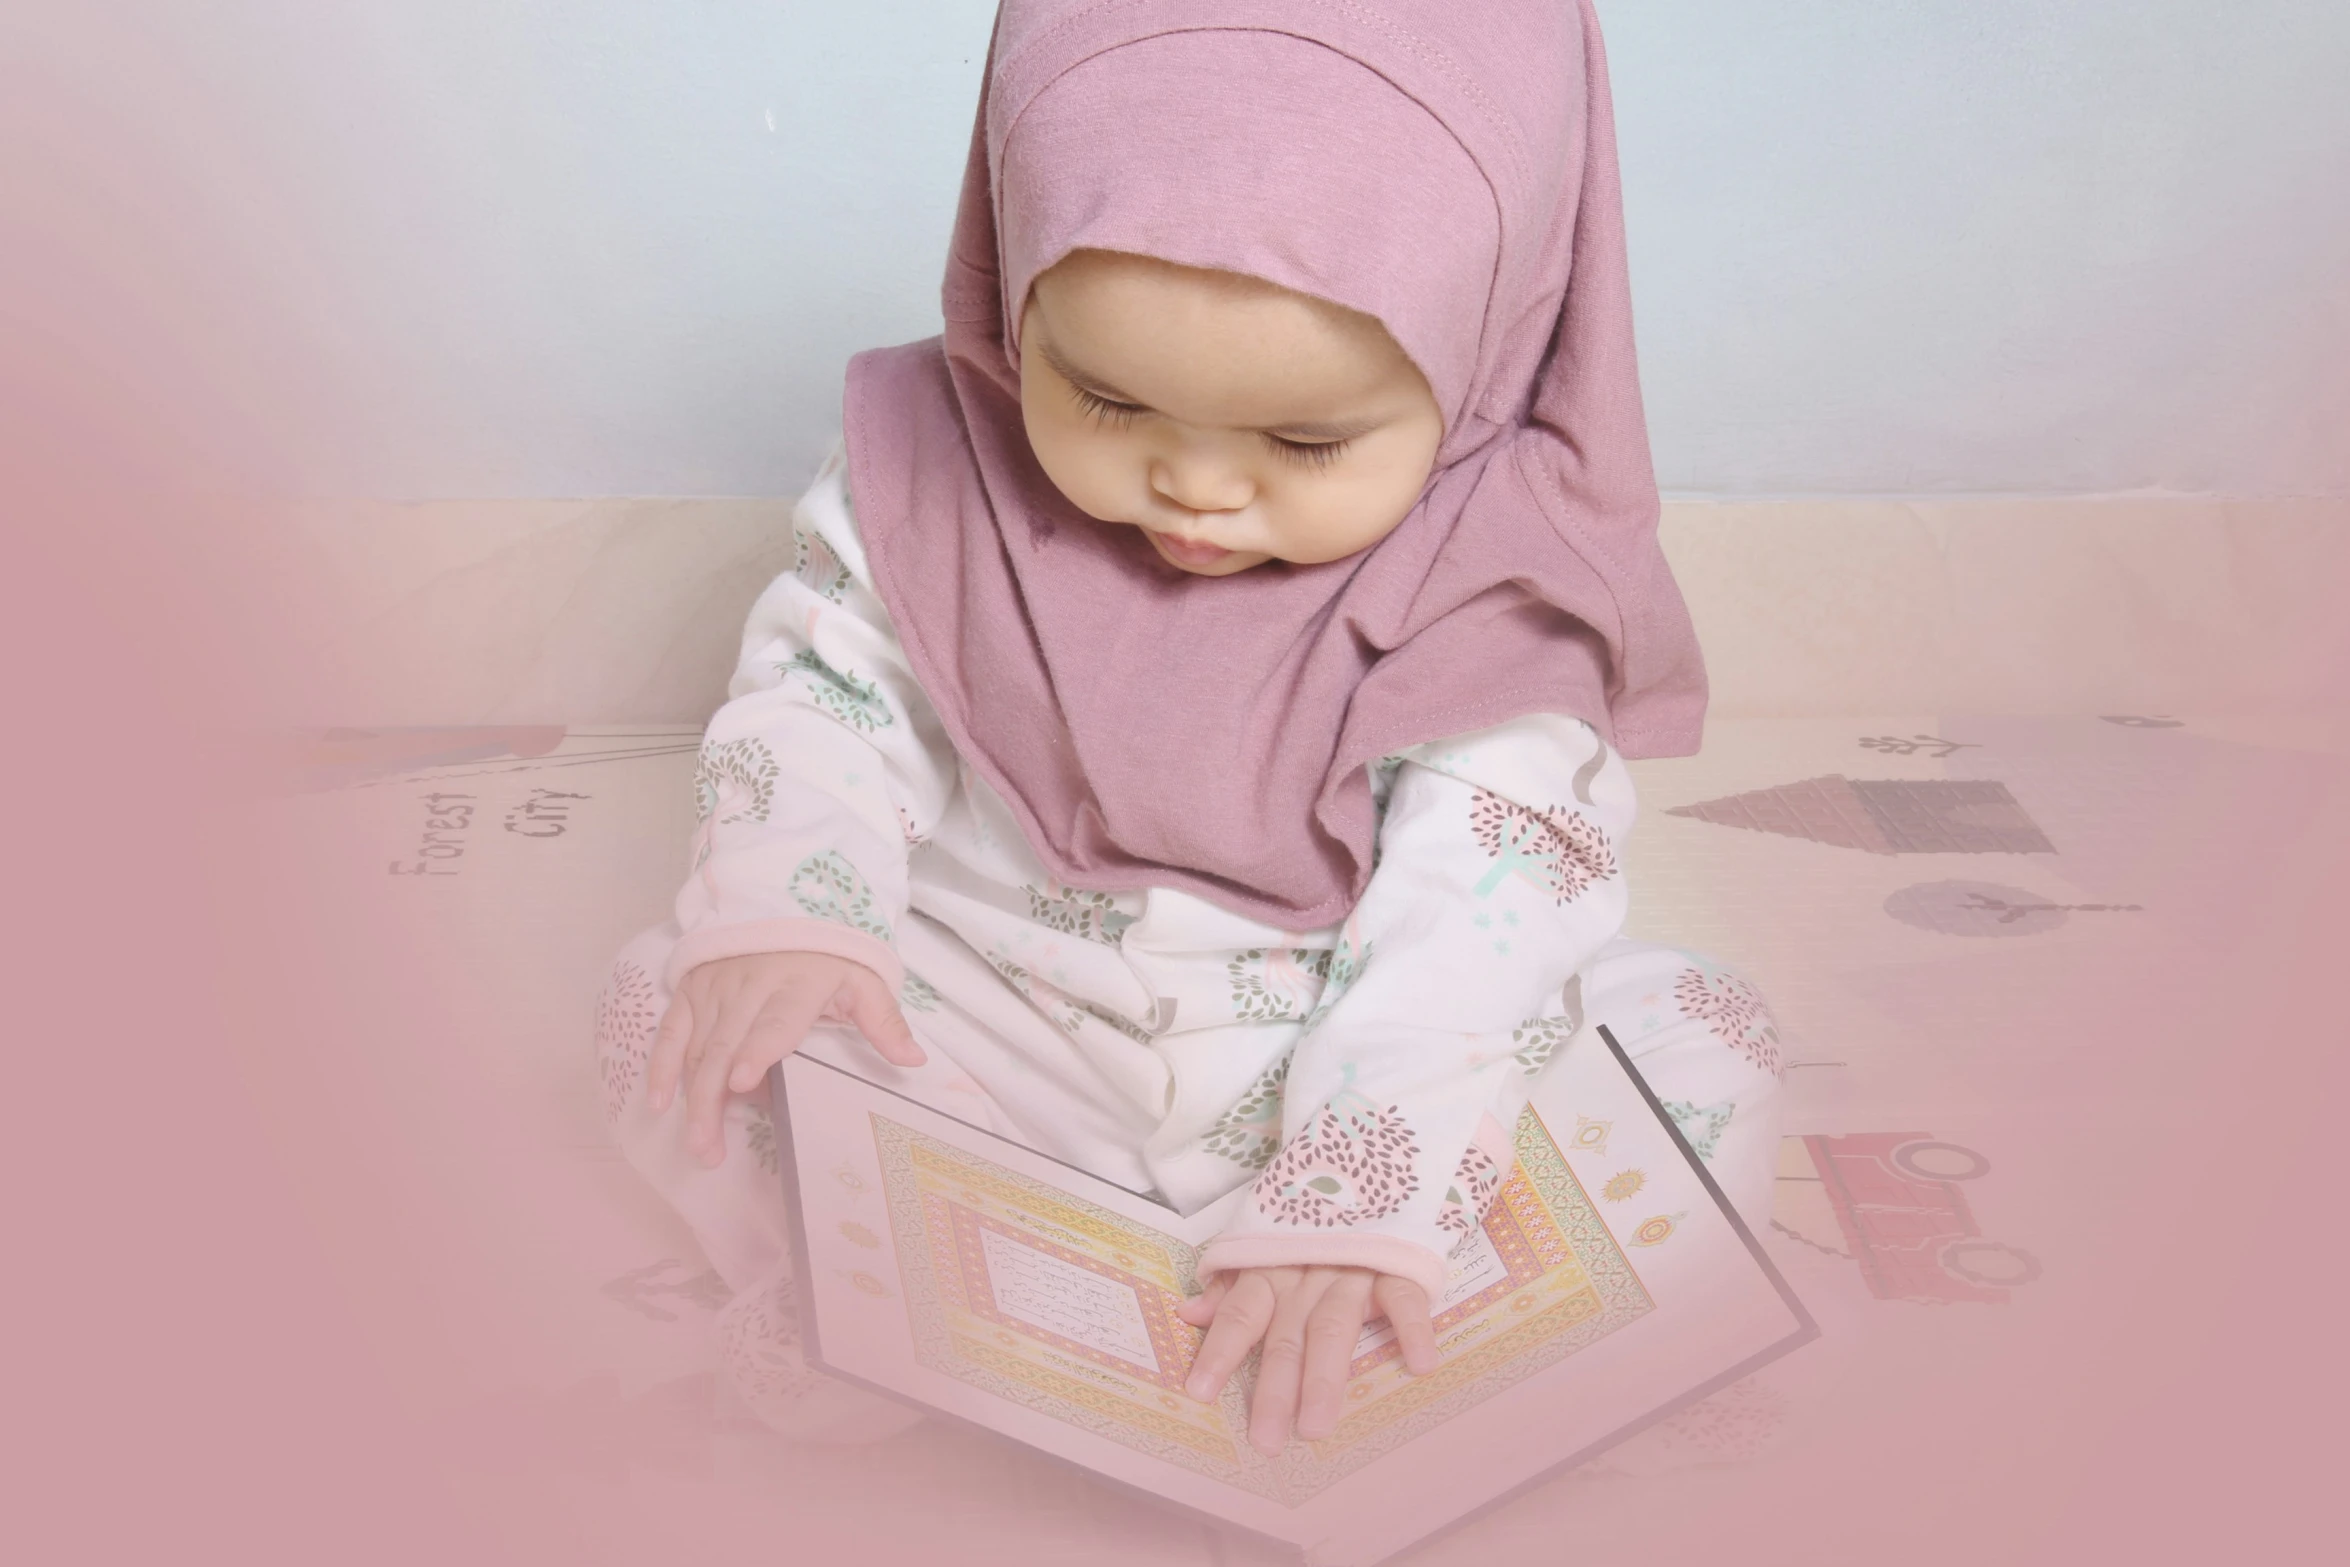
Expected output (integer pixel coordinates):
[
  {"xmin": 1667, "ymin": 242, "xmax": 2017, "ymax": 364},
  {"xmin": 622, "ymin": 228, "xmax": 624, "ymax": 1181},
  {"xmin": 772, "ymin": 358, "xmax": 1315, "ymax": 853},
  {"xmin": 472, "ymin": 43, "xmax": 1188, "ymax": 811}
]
[{"xmin": 845, "ymin": 966, "xmax": 927, "ymax": 1068}]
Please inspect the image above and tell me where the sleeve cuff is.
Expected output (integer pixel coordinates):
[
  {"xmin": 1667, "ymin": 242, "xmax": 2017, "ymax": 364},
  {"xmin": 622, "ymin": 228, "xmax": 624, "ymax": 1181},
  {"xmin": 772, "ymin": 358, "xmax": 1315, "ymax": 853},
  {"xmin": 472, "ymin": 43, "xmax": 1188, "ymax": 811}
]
[
  {"xmin": 1195, "ymin": 1234, "xmax": 1450, "ymax": 1305},
  {"xmin": 665, "ymin": 918, "xmax": 904, "ymax": 993}
]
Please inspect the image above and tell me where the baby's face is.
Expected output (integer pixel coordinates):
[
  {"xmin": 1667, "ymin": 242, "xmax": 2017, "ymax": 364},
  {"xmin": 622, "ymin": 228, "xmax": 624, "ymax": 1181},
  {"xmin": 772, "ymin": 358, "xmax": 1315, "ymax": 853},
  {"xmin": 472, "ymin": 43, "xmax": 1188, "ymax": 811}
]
[{"xmin": 1019, "ymin": 250, "xmax": 1443, "ymax": 577}]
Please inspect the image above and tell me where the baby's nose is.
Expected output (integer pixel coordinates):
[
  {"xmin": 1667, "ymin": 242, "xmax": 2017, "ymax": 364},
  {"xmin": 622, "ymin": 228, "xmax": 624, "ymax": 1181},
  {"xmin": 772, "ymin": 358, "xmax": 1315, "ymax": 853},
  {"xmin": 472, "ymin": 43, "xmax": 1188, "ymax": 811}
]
[{"xmin": 1149, "ymin": 451, "xmax": 1252, "ymax": 514}]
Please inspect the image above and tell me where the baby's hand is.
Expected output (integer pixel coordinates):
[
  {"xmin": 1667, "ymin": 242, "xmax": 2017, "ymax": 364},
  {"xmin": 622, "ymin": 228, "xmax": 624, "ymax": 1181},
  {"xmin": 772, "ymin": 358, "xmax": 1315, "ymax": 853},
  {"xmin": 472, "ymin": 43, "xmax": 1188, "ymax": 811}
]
[
  {"xmin": 646, "ymin": 951, "xmax": 925, "ymax": 1166},
  {"xmin": 1176, "ymin": 1265, "xmax": 1439, "ymax": 1455}
]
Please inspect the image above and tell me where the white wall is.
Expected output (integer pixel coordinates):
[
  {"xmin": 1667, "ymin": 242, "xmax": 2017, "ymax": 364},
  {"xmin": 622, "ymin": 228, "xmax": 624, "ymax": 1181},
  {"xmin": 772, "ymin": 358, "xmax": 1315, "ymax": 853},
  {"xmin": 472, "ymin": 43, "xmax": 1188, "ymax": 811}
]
[
  {"xmin": 54, "ymin": 1, "xmax": 2350, "ymax": 499},
  {"xmin": 1610, "ymin": 2, "xmax": 2350, "ymax": 497}
]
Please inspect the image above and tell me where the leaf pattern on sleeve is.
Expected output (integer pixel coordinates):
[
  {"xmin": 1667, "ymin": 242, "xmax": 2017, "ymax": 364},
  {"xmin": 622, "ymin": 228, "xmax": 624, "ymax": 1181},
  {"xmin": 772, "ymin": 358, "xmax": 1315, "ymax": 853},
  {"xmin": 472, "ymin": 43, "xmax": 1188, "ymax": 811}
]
[
  {"xmin": 787, "ymin": 850, "xmax": 891, "ymax": 941},
  {"xmin": 778, "ymin": 649, "xmax": 894, "ymax": 732},
  {"xmin": 695, "ymin": 738, "xmax": 779, "ymax": 826},
  {"xmin": 1251, "ymin": 1068, "xmax": 1421, "ymax": 1228}
]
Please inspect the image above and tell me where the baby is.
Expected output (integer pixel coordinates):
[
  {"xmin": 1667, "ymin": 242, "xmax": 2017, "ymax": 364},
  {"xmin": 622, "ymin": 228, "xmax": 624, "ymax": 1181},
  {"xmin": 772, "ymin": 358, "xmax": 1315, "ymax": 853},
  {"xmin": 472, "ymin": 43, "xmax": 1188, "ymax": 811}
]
[{"xmin": 598, "ymin": 0, "xmax": 1784, "ymax": 1458}]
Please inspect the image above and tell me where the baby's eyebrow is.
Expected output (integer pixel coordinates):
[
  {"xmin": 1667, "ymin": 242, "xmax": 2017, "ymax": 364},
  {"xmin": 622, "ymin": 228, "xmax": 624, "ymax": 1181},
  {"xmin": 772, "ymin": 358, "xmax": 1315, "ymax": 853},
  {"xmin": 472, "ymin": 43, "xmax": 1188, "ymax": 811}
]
[{"xmin": 1040, "ymin": 338, "xmax": 1384, "ymax": 444}]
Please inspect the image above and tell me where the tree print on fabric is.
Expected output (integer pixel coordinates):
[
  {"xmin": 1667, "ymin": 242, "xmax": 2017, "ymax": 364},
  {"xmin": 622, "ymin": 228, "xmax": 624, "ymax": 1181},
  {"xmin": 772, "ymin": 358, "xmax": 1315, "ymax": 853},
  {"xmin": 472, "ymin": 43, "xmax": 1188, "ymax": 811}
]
[
  {"xmin": 715, "ymin": 1269, "xmax": 826, "ymax": 1424},
  {"xmin": 1661, "ymin": 1099, "xmax": 1735, "ymax": 1162},
  {"xmin": 1078, "ymin": 999, "xmax": 1156, "ymax": 1046},
  {"xmin": 695, "ymin": 737, "xmax": 779, "ymax": 826},
  {"xmin": 1024, "ymin": 882, "xmax": 1137, "ymax": 946},
  {"xmin": 778, "ymin": 649, "xmax": 893, "ymax": 733},
  {"xmin": 1225, "ymin": 947, "xmax": 1334, "ymax": 1024},
  {"xmin": 1511, "ymin": 974, "xmax": 1586, "ymax": 1076},
  {"xmin": 1201, "ymin": 1058, "xmax": 1289, "ymax": 1170},
  {"xmin": 1510, "ymin": 1015, "xmax": 1576, "ymax": 1076},
  {"xmin": 594, "ymin": 960, "xmax": 659, "ymax": 1124},
  {"xmin": 743, "ymin": 1104, "xmax": 781, "ymax": 1176},
  {"xmin": 984, "ymin": 951, "xmax": 1113, "ymax": 1040},
  {"xmin": 788, "ymin": 851, "xmax": 892, "ymax": 942},
  {"xmin": 1672, "ymin": 961, "xmax": 1782, "ymax": 1076},
  {"xmin": 791, "ymin": 525, "xmax": 852, "ymax": 603},
  {"xmin": 1299, "ymin": 923, "xmax": 1372, "ymax": 1032},
  {"xmin": 899, "ymin": 972, "xmax": 941, "ymax": 1013},
  {"xmin": 1435, "ymin": 1142, "xmax": 1504, "ymax": 1240},
  {"xmin": 1468, "ymin": 790, "xmax": 1617, "ymax": 903},
  {"xmin": 1252, "ymin": 1066, "xmax": 1421, "ymax": 1228}
]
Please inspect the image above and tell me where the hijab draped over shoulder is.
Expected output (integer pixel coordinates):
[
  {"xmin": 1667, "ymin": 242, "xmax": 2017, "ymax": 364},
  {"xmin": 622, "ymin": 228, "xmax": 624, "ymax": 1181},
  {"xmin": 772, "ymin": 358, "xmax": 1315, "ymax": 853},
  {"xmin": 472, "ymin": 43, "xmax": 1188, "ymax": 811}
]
[{"xmin": 844, "ymin": 0, "xmax": 1706, "ymax": 930}]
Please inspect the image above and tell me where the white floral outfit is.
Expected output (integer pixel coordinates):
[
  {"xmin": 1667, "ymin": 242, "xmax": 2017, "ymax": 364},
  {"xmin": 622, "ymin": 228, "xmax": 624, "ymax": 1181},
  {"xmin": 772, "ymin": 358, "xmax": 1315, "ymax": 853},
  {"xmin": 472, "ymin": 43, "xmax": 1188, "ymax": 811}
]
[{"xmin": 597, "ymin": 449, "xmax": 1784, "ymax": 1438}]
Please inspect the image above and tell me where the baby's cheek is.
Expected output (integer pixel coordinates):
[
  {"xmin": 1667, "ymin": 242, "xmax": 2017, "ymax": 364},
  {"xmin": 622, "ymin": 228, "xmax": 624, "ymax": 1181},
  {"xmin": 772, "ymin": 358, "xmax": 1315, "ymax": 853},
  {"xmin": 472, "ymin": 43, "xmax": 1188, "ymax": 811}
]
[
  {"xmin": 1029, "ymin": 426, "xmax": 1134, "ymax": 522},
  {"xmin": 1282, "ymin": 486, "xmax": 1410, "ymax": 563}
]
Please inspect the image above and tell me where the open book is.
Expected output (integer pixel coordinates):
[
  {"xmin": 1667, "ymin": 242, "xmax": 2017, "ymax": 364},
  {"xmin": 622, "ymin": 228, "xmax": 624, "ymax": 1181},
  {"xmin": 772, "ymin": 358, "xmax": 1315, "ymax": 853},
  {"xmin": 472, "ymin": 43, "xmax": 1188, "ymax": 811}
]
[{"xmin": 775, "ymin": 1027, "xmax": 1814, "ymax": 1566}]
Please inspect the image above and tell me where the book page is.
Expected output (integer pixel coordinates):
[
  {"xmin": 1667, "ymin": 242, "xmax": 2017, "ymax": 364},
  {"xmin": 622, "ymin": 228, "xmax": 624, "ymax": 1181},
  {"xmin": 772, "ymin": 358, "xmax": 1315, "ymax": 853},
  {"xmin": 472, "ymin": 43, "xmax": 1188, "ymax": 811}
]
[
  {"xmin": 869, "ymin": 1101, "xmax": 1652, "ymax": 1505},
  {"xmin": 780, "ymin": 1039, "xmax": 1811, "ymax": 1563},
  {"xmin": 870, "ymin": 1114, "xmax": 1271, "ymax": 1488}
]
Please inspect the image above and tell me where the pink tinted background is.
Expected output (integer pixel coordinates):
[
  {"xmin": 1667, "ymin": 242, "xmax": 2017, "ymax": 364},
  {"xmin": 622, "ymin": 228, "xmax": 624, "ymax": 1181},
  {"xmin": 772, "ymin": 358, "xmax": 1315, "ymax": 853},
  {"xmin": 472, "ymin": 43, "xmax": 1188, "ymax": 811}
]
[{"xmin": 5, "ymin": 9, "xmax": 2345, "ymax": 1566}]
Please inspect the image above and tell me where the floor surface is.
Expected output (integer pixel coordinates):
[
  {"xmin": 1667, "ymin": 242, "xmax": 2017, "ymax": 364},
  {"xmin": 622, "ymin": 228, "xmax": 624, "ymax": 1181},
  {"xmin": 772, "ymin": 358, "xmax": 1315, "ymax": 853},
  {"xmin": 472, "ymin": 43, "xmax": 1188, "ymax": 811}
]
[{"xmin": 266, "ymin": 713, "xmax": 2347, "ymax": 1565}]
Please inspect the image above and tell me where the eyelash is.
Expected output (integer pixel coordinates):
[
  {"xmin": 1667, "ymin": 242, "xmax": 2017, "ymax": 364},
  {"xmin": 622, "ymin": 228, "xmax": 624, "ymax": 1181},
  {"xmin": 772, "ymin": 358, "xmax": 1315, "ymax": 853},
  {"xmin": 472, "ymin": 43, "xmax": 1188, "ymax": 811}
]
[
  {"xmin": 1068, "ymin": 385, "xmax": 1141, "ymax": 430},
  {"xmin": 1065, "ymin": 385, "xmax": 1353, "ymax": 471}
]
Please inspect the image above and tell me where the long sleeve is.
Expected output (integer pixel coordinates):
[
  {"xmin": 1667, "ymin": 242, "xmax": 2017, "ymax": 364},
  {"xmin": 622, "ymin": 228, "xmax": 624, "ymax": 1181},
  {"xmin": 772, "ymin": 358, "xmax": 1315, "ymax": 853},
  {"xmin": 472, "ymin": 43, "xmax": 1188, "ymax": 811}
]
[
  {"xmin": 1194, "ymin": 714, "xmax": 1634, "ymax": 1301},
  {"xmin": 669, "ymin": 448, "xmax": 959, "ymax": 992}
]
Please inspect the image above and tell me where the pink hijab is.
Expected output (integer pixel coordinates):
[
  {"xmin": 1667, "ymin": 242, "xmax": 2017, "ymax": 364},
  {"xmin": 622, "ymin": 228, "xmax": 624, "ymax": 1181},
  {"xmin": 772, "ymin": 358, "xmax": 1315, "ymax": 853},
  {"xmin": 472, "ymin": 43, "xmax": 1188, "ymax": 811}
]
[{"xmin": 844, "ymin": 0, "xmax": 1705, "ymax": 930}]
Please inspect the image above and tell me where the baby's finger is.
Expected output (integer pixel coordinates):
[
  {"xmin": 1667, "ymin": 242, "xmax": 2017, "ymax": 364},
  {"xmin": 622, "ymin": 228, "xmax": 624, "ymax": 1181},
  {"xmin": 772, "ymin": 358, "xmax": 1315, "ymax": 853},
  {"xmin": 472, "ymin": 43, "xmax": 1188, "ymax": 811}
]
[
  {"xmin": 684, "ymin": 986, "xmax": 814, "ymax": 1165},
  {"xmin": 726, "ymin": 980, "xmax": 834, "ymax": 1094},
  {"xmin": 1373, "ymin": 1274, "xmax": 1442, "ymax": 1377},
  {"xmin": 1174, "ymin": 1275, "xmax": 1231, "ymax": 1329},
  {"xmin": 837, "ymin": 965, "xmax": 927, "ymax": 1069},
  {"xmin": 646, "ymin": 991, "xmax": 695, "ymax": 1113},
  {"xmin": 1247, "ymin": 1273, "xmax": 1326, "ymax": 1457},
  {"xmin": 1295, "ymin": 1270, "xmax": 1374, "ymax": 1441},
  {"xmin": 1185, "ymin": 1273, "xmax": 1275, "ymax": 1404}
]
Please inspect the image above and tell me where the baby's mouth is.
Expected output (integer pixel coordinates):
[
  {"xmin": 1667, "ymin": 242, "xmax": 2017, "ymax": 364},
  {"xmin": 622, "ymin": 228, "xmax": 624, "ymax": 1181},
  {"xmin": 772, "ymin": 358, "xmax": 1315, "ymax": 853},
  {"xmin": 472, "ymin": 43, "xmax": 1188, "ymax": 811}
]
[{"xmin": 1145, "ymin": 529, "xmax": 1236, "ymax": 569}]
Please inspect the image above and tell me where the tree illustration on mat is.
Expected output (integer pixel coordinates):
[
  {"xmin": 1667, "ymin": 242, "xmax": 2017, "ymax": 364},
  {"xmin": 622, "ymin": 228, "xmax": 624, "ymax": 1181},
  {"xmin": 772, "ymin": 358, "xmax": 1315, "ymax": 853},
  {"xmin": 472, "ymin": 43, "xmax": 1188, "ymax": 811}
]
[{"xmin": 1469, "ymin": 790, "xmax": 1617, "ymax": 902}]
